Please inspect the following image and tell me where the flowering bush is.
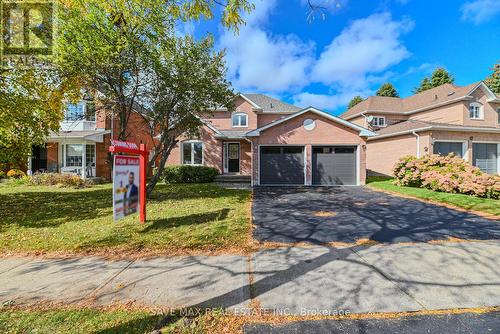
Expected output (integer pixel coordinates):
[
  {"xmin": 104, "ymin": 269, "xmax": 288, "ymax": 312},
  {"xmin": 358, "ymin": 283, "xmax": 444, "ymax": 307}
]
[
  {"xmin": 6, "ymin": 169, "xmax": 26, "ymax": 179},
  {"xmin": 26, "ymin": 173, "xmax": 87, "ymax": 188},
  {"xmin": 393, "ymin": 154, "xmax": 500, "ymax": 199}
]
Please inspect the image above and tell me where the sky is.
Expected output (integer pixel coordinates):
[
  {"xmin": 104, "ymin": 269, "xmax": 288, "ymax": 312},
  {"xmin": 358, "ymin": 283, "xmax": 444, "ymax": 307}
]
[{"xmin": 185, "ymin": 0, "xmax": 500, "ymax": 115}]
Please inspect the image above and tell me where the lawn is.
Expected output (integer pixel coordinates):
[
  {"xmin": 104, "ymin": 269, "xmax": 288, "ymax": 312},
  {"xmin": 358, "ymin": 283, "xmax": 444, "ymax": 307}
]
[
  {"xmin": 0, "ymin": 182, "xmax": 251, "ymax": 256},
  {"xmin": 367, "ymin": 177, "xmax": 500, "ymax": 216},
  {"xmin": 0, "ymin": 308, "xmax": 164, "ymax": 334},
  {"xmin": 0, "ymin": 307, "xmax": 224, "ymax": 334}
]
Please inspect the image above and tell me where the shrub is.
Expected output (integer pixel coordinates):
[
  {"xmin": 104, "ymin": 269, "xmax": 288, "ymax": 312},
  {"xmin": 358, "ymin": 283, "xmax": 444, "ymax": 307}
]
[
  {"xmin": 26, "ymin": 173, "xmax": 86, "ymax": 188},
  {"xmin": 6, "ymin": 169, "xmax": 26, "ymax": 179},
  {"xmin": 393, "ymin": 154, "xmax": 500, "ymax": 199},
  {"xmin": 0, "ymin": 171, "xmax": 5, "ymax": 179},
  {"xmin": 163, "ymin": 165, "xmax": 219, "ymax": 184}
]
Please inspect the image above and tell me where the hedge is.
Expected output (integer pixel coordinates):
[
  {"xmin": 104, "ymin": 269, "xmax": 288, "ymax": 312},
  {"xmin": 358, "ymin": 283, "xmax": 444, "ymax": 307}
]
[{"xmin": 163, "ymin": 165, "xmax": 219, "ymax": 184}]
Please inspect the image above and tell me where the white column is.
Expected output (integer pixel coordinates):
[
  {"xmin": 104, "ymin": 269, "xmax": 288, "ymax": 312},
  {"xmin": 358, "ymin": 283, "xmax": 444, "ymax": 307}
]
[{"xmin": 81, "ymin": 143, "xmax": 86, "ymax": 179}]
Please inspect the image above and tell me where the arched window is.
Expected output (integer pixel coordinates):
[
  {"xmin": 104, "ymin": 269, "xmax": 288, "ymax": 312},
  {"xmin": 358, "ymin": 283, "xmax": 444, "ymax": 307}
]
[
  {"xmin": 469, "ymin": 102, "xmax": 483, "ymax": 120},
  {"xmin": 232, "ymin": 113, "xmax": 248, "ymax": 127}
]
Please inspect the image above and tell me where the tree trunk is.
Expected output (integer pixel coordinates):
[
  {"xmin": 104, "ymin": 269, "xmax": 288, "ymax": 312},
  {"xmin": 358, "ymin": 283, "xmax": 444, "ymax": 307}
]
[{"xmin": 146, "ymin": 139, "xmax": 176, "ymax": 197}]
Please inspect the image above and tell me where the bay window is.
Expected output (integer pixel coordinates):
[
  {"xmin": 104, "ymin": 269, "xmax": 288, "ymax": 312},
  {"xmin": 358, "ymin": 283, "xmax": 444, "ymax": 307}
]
[{"xmin": 182, "ymin": 141, "xmax": 203, "ymax": 165}]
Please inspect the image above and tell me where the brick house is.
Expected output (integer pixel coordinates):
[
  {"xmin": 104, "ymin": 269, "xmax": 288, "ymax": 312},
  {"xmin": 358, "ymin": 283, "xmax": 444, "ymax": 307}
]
[
  {"xmin": 339, "ymin": 82, "xmax": 500, "ymax": 176},
  {"xmin": 165, "ymin": 94, "xmax": 376, "ymax": 186},
  {"xmin": 28, "ymin": 100, "xmax": 155, "ymax": 180}
]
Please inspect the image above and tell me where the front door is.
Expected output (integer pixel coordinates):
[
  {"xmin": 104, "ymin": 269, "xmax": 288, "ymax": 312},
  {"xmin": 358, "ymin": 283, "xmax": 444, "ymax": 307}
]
[
  {"xmin": 227, "ymin": 143, "xmax": 240, "ymax": 173},
  {"xmin": 31, "ymin": 145, "xmax": 48, "ymax": 173}
]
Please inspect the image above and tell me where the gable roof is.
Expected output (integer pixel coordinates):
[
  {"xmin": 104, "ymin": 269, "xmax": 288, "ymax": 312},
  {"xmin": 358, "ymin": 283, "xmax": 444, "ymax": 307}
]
[
  {"xmin": 340, "ymin": 81, "xmax": 499, "ymax": 120},
  {"xmin": 246, "ymin": 106, "xmax": 377, "ymax": 137},
  {"xmin": 369, "ymin": 119, "xmax": 500, "ymax": 140},
  {"xmin": 242, "ymin": 93, "xmax": 302, "ymax": 113}
]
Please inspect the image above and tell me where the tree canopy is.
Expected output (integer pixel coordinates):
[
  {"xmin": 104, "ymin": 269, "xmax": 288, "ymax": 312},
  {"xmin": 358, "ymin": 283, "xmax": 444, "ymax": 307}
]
[
  {"xmin": 347, "ymin": 96, "xmax": 364, "ymax": 109},
  {"xmin": 55, "ymin": 0, "xmax": 252, "ymax": 140},
  {"xmin": 485, "ymin": 61, "xmax": 500, "ymax": 94},
  {"xmin": 140, "ymin": 36, "xmax": 234, "ymax": 194},
  {"xmin": 414, "ymin": 68, "xmax": 454, "ymax": 94},
  {"xmin": 0, "ymin": 67, "xmax": 76, "ymax": 167},
  {"xmin": 376, "ymin": 83, "xmax": 399, "ymax": 97}
]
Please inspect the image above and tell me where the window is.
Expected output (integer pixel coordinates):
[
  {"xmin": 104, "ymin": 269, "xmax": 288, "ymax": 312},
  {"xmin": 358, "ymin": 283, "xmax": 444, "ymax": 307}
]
[
  {"xmin": 65, "ymin": 103, "xmax": 85, "ymax": 121},
  {"xmin": 469, "ymin": 102, "xmax": 483, "ymax": 120},
  {"xmin": 85, "ymin": 144, "xmax": 96, "ymax": 168},
  {"xmin": 497, "ymin": 107, "xmax": 500, "ymax": 125},
  {"xmin": 64, "ymin": 101, "xmax": 96, "ymax": 122},
  {"xmin": 372, "ymin": 116, "xmax": 386, "ymax": 127},
  {"xmin": 182, "ymin": 141, "xmax": 203, "ymax": 165},
  {"xmin": 232, "ymin": 113, "xmax": 248, "ymax": 127},
  {"xmin": 433, "ymin": 142, "xmax": 464, "ymax": 158},
  {"xmin": 66, "ymin": 144, "xmax": 83, "ymax": 167}
]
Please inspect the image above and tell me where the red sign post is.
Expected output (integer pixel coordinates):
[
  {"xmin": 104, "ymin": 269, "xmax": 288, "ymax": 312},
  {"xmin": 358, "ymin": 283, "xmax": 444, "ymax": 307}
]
[{"xmin": 109, "ymin": 140, "xmax": 149, "ymax": 223}]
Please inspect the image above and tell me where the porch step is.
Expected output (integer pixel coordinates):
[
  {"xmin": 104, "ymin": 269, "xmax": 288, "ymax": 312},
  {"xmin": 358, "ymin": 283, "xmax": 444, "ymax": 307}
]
[{"xmin": 215, "ymin": 175, "xmax": 251, "ymax": 183}]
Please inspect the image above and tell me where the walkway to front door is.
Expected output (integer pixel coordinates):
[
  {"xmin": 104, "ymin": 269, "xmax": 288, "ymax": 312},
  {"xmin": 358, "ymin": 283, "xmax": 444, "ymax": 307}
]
[{"xmin": 224, "ymin": 142, "xmax": 240, "ymax": 173}]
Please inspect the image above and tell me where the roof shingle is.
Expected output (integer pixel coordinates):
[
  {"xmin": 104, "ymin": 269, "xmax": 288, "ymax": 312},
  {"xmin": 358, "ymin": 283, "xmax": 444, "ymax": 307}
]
[
  {"xmin": 340, "ymin": 82, "xmax": 483, "ymax": 119},
  {"xmin": 243, "ymin": 94, "xmax": 301, "ymax": 113}
]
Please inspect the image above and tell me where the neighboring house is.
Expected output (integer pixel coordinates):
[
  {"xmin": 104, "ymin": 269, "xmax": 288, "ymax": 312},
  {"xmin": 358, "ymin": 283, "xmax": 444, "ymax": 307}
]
[
  {"xmin": 28, "ymin": 100, "xmax": 155, "ymax": 180},
  {"xmin": 165, "ymin": 94, "xmax": 376, "ymax": 186},
  {"xmin": 340, "ymin": 82, "xmax": 500, "ymax": 176}
]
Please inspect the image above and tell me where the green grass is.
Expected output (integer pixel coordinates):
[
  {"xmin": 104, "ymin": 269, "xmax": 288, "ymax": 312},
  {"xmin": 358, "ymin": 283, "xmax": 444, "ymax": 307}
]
[
  {"xmin": 0, "ymin": 308, "xmax": 164, "ymax": 334},
  {"xmin": 0, "ymin": 308, "xmax": 221, "ymax": 334},
  {"xmin": 0, "ymin": 182, "xmax": 251, "ymax": 255},
  {"xmin": 367, "ymin": 177, "xmax": 500, "ymax": 216}
]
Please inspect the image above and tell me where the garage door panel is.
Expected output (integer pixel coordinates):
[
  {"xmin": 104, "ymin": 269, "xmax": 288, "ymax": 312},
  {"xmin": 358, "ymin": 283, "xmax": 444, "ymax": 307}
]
[
  {"xmin": 312, "ymin": 146, "xmax": 357, "ymax": 185},
  {"xmin": 260, "ymin": 146, "xmax": 304, "ymax": 185},
  {"xmin": 473, "ymin": 143, "xmax": 498, "ymax": 175}
]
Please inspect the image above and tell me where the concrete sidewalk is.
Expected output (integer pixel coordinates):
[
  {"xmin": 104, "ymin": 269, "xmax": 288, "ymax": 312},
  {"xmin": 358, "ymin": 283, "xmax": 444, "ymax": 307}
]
[{"xmin": 1, "ymin": 241, "xmax": 500, "ymax": 315}]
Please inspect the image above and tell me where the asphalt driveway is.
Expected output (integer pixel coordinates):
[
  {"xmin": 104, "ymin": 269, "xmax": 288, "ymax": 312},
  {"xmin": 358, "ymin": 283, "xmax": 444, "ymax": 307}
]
[{"xmin": 252, "ymin": 187, "xmax": 500, "ymax": 244}]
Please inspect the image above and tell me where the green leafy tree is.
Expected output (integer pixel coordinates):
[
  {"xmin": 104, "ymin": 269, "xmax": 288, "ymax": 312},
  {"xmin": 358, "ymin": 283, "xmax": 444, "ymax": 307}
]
[
  {"xmin": 430, "ymin": 67, "xmax": 455, "ymax": 87},
  {"xmin": 56, "ymin": 0, "xmax": 252, "ymax": 140},
  {"xmin": 485, "ymin": 61, "xmax": 500, "ymax": 94},
  {"xmin": 0, "ymin": 67, "xmax": 75, "ymax": 168},
  {"xmin": 376, "ymin": 83, "xmax": 399, "ymax": 97},
  {"xmin": 140, "ymin": 36, "xmax": 234, "ymax": 195},
  {"xmin": 347, "ymin": 96, "xmax": 364, "ymax": 109},
  {"xmin": 414, "ymin": 68, "xmax": 454, "ymax": 94},
  {"xmin": 413, "ymin": 77, "xmax": 433, "ymax": 94}
]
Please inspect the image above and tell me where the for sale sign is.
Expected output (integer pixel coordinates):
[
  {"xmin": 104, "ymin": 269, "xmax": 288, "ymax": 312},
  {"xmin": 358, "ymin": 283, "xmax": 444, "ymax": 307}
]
[{"xmin": 113, "ymin": 155, "xmax": 140, "ymax": 221}]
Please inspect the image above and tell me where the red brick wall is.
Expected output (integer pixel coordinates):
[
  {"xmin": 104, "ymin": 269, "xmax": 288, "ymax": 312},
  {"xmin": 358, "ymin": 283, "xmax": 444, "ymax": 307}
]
[
  {"xmin": 165, "ymin": 126, "xmax": 224, "ymax": 173},
  {"xmin": 251, "ymin": 111, "xmax": 367, "ymax": 185},
  {"xmin": 47, "ymin": 143, "xmax": 58, "ymax": 172}
]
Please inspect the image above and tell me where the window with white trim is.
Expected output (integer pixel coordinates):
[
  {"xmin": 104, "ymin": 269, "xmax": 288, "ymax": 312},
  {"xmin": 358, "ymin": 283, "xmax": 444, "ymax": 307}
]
[
  {"xmin": 231, "ymin": 113, "xmax": 248, "ymax": 127},
  {"xmin": 372, "ymin": 116, "xmax": 386, "ymax": 127},
  {"xmin": 64, "ymin": 101, "xmax": 96, "ymax": 122},
  {"xmin": 65, "ymin": 144, "xmax": 83, "ymax": 167},
  {"xmin": 182, "ymin": 141, "xmax": 203, "ymax": 165},
  {"xmin": 469, "ymin": 102, "xmax": 483, "ymax": 120},
  {"xmin": 497, "ymin": 107, "xmax": 500, "ymax": 125}
]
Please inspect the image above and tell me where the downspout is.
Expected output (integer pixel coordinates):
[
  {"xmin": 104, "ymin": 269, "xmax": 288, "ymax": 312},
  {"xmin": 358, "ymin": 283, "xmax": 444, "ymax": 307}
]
[{"xmin": 412, "ymin": 131, "xmax": 420, "ymax": 158}]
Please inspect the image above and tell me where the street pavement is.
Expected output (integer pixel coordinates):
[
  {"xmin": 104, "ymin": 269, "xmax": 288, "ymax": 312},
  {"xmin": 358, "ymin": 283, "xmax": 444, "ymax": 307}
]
[
  {"xmin": 1, "ymin": 241, "xmax": 500, "ymax": 315},
  {"xmin": 243, "ymin": 311, "xmax": 500, "ymax": 334}
]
